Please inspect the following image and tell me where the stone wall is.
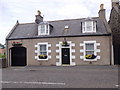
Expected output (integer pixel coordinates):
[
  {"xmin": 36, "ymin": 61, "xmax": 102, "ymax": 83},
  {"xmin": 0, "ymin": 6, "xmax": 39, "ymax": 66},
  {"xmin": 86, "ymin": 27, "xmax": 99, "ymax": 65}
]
[{"xmin": 109, "ymin": 6, "xmax": 120, "ymax": 45}]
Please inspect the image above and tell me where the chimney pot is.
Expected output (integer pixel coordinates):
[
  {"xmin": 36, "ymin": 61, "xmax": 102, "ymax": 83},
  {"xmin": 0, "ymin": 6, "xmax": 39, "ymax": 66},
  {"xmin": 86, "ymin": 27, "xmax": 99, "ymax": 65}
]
[
  {"xmin": 37, "ymin": 10, "xmax": 41, "ymax": 15},
  {"xmin": 98, "ymin": 4, "xmax": 106, "ymax": 19},
  {"xmin": 35, "ymin": 10, "xmax": 43, "ymax": 24},
  {"xmin": 100, "ymin": 4, "xmax": 104, "ymax": 10}
]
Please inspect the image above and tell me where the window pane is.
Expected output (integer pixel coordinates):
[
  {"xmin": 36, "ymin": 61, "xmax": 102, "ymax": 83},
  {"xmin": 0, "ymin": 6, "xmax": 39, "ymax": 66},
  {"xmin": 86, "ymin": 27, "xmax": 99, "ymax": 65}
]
[
  {"xmin": 46, "ymin": 25, "xmax": 48, "ymax": 34},
  {"xmin": 40, "ymin": 45, "xmax": 47, "ymax": 55},
  {"xmin": 86, "ymin": 43, "xmax": 94, "ymax": 50},
  {"xmin": 40, "ymin": 45, "xmax": 46, "ymax": 51},
  {"xmin": 40, "ymin": 52, "xmax": 47, "ymax": 55},
  {"xmin": 40, "ymin": 25, "xmax": 45, "ymax": 34},
  {"xmin": 86, "ymin": 51, "xmax": 94, "ymax": 55},
  {"xmin": 86, "ymin": 21, "xmax": 92, "ymax": 31}
]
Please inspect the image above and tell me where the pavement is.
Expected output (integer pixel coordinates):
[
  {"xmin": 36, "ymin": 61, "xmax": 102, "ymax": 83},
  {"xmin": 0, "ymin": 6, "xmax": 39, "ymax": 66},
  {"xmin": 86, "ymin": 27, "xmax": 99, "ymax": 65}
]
[{"xmin": 2, "ymin": 65, "xmax": 119, "ymax": 88}]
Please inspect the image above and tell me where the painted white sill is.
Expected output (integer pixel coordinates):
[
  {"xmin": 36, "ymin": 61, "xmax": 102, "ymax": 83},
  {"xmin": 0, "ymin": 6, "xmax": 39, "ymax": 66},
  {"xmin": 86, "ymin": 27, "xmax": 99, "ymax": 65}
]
[
  {"xmin": 84, "ymin": 59, "xmax": 97, "ymax": 61},
  {"xmin": 37, "ymin": 58, "xmax": 48, "ymax": 61}
]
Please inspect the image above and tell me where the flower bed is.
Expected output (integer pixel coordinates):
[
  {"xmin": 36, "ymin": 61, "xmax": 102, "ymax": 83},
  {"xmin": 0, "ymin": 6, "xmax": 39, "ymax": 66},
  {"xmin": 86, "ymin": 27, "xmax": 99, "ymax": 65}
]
[
  {"xmin": 12, "ymin": 42, "xmax": 22, "ymax": 46},
  {"xmin": 38, "ymin": 55, "xmax": 47, "ymax": 59},
  {"xmin": 61, "ymin": 41, "xmax": 69, "ymax": 46},
  {"xmin": 85, "ymin": 54, "xmax": 97, "ymax": 59}
]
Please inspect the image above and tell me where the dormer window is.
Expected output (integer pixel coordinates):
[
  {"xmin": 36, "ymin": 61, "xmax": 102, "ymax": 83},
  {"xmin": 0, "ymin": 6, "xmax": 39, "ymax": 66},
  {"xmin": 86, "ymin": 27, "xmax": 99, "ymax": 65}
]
[
  {"xmin": 82, "ymin": 19, "xmax": 96, "ymax": 33},
  {"xmin": 38, "ymin": 22, "xmax": 52, "ymax": 35}
]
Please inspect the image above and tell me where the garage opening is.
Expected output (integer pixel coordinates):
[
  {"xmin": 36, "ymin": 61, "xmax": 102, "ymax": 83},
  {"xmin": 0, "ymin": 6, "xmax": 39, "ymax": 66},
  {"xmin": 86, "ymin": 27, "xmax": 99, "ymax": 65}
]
[
  {"xmin": 114, "ymin": 44, "xmax": 120, "ymax": 65},
  {"xmin": 11, "ymin": 47, "xmax": 27, "ymax": 66}
]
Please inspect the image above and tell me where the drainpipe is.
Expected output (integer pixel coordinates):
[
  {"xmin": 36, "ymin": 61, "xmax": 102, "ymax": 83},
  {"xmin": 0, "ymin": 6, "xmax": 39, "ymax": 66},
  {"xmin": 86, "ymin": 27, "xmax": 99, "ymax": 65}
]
[{"xmin": 5, "ymin": 40, "xmax": 8, "ymax": 67}]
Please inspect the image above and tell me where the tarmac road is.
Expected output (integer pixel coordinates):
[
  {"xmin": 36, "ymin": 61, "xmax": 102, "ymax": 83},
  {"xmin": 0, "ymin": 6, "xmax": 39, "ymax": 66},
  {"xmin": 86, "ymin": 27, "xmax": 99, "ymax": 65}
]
[{"xmin": 2, "ymin": 65, "xmax": 119, "ymax": 88}]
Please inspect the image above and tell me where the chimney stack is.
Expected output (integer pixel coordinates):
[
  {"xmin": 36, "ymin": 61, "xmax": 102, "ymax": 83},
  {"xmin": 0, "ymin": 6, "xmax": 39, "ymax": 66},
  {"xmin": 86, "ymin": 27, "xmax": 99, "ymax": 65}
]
[
  {"xmin": 98, "ymin": 4, "xmax": 106, "ymax": 19},
  {"xmin": 111, "ymin": 0, "xmax": 119, "ymax": 8},
  {"xmin": 35, "ymin": 10, "xmax": 43, "ymax": 24}
]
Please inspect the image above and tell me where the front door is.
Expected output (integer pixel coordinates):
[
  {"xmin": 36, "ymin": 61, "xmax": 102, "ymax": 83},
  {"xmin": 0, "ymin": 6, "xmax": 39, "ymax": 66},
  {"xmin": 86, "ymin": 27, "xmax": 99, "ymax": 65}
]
[{"xmin": 62, "ymin": 48, "xmax": 70, "ymax": 64}]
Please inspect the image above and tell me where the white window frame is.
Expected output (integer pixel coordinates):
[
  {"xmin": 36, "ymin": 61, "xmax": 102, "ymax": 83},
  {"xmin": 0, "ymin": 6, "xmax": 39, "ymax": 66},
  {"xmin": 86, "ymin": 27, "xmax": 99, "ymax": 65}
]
[
  {"xmin": 82, "ymin": 21, "xmax": 96, "ymax": 33},
  {"xmin": 83, "ymin": 41, "xmax": 97, "ymax": 61},
  {"xmin": 38, "ymin": 24, "xmax": 50, "ymax": 35},
  {"xmin": 37, "ymin": 42, "xmax": 48, "ymax": 61}
]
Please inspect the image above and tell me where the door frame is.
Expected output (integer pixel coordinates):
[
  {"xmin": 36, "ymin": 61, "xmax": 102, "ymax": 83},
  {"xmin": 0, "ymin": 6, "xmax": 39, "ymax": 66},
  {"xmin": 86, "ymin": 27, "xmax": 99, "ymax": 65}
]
[
  {"xmin": 61, "ymin": 47, "xmax": 70, "ymax": 65},
  {"xmin": 56, "ymin": 41, "xmax": 76, "ymax": 66},
  {"xmin": 9, "ymin": 46, "xmax": 27, "ymax": 66}
]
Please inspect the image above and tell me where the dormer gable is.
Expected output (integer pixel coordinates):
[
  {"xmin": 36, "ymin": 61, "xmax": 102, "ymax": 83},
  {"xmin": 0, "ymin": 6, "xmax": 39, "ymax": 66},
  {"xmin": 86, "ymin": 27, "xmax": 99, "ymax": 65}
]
[
  {"xmin": 38, "ymin": 21, "xmax": 53, "ymax": 36},
  {"xmin": 81, "ymin": 17, "xmax": 97, "ymax": 33}
]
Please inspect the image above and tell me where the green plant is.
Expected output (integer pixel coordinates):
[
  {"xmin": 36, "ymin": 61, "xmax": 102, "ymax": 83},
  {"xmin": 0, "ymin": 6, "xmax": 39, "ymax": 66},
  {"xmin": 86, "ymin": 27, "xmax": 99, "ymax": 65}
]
[
  {"xmin": 0, "ymin": 53, "xmax": 6, "ymax": 58},
  {"xmin": 61, "ymin": 41, "xmax": 69, "ymax": 46},
  {"xmin": 38, "ymin": 54, "xmax": 47, "ymax": 59},
  {"xmin": 12, "ymin": 42, "xmax": 22, "ymax": 46},
  {"xmin": 85, "ymin": 54, "xmax": 97, "ymax": 59}
]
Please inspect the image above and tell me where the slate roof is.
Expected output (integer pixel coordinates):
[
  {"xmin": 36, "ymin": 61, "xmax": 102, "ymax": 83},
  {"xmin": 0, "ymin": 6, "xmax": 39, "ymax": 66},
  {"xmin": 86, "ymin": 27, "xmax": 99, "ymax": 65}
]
[{"xmin": 6, "ymin": 17, "xmax": 111, "ymax": 40}]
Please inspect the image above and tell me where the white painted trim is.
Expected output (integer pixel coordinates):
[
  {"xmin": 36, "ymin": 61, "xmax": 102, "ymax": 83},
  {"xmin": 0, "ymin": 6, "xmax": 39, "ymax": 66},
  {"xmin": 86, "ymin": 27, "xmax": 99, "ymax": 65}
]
[
  {"xmin": 35, "ymin": 42, "xmax": 50, "ymax": 61},
  {"xmin": 71, "ymin": 43, "xmax": 75, "ymax": 47},
  {"xmin": 97, "ymin": 56, "xmax": 101, "ymax": 59},
  {"xmin": 56, "ymin": 56, "xmax": 59, "ymax": 59},
  {"xmin": 35, "ymin": 56, "xmax": 37, "ymax": 59},
  {"xmin": 56, "ymin": 62, "xmax": 61, "ymax": 66},
  {"xmin": 71, "ymin": 49, "xmax": 75, "ymax": 53},
  {"xmin": 48, "ymin": 56, "xmax": 51, "ymax": 59},
  {"xmin": 80, "ymin": 43, "xmax": 84, "ymax": 46},
  {"xmin": 38, "ymin": 24, "xmax": 50, "ymax": 35},
  {"xmin": 80, "ymin": 49, "xmax": 84, "ymax": 52},
  {"xmin": 71, "ymin": 62, "xmax": 76, "ymax": 66},
  {"xmin": 56, "ymin": 50, "xmax": 59, "ymax": 53},
  {"xmin": 48, "ymin": 44, "xmax": 51, "ymax": 47},
  {"xmin": 80, "ymin": 40, "xmax": 101, "ymax": 62},
  {"xmin": 48, "ymin": 50, "xmax": 51, "ymax": 53},
  {"xmin": 112, "ymin": 45, "xmax": 114, "ymax": 65},
  {"xmin": 82, "ymin": 21, "xmax": 96, "ymax": 33},
  {"xmin": 35, "ymin": 45, "xmax": 37, "ymax": 48},
  {"xmin": 71, "ymin": 56, "xmax": 75, "ymax": 59},
  {"xmin": 56, "ymin": 41, "xmax": 76, "ymax": 66},
  {"xmin": 56, "ymin": 44, "xmax": 59, "ymax": 47},
  {"xmin": 35, "ymin": 50, "xmax": 37, "ymax": 53},
  {"xmin": 96, "ymin": 49, "xmax": 100, "ymax": 52},
  {"xmin": 96, "ymin": 43, "xmax": 100, "ymax": 46},
  {"xmin": 80, "ymin": 56, "xmax": 84, "ymax": 59}
]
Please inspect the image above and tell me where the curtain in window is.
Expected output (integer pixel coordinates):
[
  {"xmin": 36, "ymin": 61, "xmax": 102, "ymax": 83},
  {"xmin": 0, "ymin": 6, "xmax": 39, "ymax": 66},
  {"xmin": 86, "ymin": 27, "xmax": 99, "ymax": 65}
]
[
  {"xmin": 86, "ymin": 21, "xmax": 92, "ymax": 31},
  {"xmin": 39, "ymin": 45, "xmax": 47, "ymax": 55},
  {"xmin": 85, "ymin": 43, "xmax": 94, "ymax": 55},
  {"xmin": 40, "ymin": 25, "xmax": 45, "ymax": 34}
]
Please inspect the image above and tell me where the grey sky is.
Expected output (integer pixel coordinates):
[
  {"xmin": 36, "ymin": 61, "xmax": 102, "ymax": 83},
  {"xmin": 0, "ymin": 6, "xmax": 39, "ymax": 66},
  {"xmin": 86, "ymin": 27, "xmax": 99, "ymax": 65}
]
[{"xmin": 0, "ymin": 0, "xmax": 111, "ymax": 44}]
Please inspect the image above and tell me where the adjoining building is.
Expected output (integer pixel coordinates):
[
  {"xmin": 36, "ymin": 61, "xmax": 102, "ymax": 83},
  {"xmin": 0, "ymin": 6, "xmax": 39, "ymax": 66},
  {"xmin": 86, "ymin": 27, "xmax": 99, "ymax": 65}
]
[
  {"xmin": 109, "ymin": 0, "xmax": 120, "ymax": 65},
  {"xmin": 6, "ymin": 4, "xmax": 113, "ymax": 67}
]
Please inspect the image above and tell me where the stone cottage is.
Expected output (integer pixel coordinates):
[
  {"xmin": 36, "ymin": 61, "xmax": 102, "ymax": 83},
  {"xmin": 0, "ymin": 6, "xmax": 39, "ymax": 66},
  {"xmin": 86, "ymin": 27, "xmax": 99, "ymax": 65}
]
[{"xmin": 6, "ymin": 4, "xmax": 113, "ymax": 67}]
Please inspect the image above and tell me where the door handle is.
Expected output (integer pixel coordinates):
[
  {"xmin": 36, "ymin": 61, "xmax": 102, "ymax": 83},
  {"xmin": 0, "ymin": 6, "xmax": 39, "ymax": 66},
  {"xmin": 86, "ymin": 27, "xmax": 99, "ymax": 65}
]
[{"xmin": 64, "ymin": 55, "xmax": 67, "ymax": 56}]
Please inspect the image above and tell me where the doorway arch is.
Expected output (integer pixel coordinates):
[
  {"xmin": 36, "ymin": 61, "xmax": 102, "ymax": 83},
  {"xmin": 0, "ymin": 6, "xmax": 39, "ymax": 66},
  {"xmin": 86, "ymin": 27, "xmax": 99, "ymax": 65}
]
[{"xmin": 11, "ymin": 47, "xmax": 27, "ymax": 66}]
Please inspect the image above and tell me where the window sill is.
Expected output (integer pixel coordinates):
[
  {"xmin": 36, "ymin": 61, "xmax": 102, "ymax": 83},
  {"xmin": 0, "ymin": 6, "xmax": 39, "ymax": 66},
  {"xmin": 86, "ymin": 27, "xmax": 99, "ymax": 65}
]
[
  {"xmin": 84, "ymin": 59, "xmax": 97, "ymax": 62},
  {"xmin": 37, "ymin": 59, "xmax": 48, "ymax": 61}
]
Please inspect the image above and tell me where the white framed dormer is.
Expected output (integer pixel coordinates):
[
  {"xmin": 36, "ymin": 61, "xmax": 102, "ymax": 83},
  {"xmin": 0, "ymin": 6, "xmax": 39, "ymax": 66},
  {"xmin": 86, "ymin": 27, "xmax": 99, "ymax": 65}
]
[
  {"xmin": 80, "ymin": 41, "xmax": 101, "ymax": 61},
  {"xmin": 35, "ymin": 42, "xmax": 51, "ymax": 61},
  {"xmin": 82, "ymin": 20, "xmax": 96, "ymax": 33},
  {"xmin": 38, "ymin": 22, "xmax": 50, "ymax": 35}
]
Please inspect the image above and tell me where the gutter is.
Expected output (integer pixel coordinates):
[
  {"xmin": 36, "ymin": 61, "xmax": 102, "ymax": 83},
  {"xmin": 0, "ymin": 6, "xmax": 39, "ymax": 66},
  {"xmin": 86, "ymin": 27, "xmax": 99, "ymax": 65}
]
[{"xmin": 6, "ymin": 34, "xmax": 111, "ymax": 40}]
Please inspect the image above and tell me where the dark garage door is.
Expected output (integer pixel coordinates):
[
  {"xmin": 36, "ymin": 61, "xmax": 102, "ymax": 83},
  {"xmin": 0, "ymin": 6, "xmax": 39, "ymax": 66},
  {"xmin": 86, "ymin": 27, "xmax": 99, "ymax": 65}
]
[
  {"xmin": 114, "ymin": 44, "xmax": 120, "ymax": 65},
  {"xmin": 11, "ymin": 47, "xmax": 27, "ymax": 66}
]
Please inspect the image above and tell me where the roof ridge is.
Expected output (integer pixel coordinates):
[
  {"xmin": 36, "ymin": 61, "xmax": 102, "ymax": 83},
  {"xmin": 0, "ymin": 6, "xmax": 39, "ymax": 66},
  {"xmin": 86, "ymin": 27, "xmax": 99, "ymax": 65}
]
[
  {"xmin": 19, "ymin": 22, "xmax": 35, "ymax": 25},
  {"xmin": 48, "ymin": 17, "xmax": 99, "ymax": 22}
]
